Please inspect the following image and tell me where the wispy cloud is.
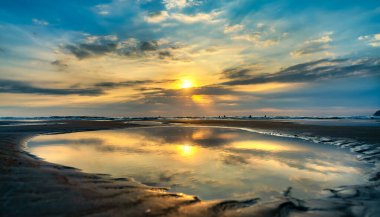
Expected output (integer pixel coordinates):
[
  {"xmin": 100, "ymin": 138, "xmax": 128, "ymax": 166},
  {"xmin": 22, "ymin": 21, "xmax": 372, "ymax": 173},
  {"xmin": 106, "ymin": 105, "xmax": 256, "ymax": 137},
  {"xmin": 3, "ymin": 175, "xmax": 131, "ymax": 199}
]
[
  {"xmin": 290, "ymin": 32, "xmax": 333, "ymax": 57},
  {"xmin": 144, "ymin": 10, "xmax": 222, "ymax": 24},
  {"xmin": 94, "ymin": 79, "xmax": 176, "ymax": 88},
  {"xmin": 0, "ymin": 80, "xmax": 103, "ymax": 96},
  {"xmin": 222, "ymin": 58, "xmax": 380, "ymax": 85},
  {"xmin": 145, "ymin": 11, "xmax": 170, "ymax": 23},
  {"xmin": 224, "ymin": 24, "xmax": 244, "ymax": 34},
  {"xmin": 171, "ymin": 11, "xmax": 222, "ymax": 23},
  {"xmin": 230, "ymin": 23, "xmax": 284, "ymax": 48},
  {"xmin": 232, "ymin": 34, "xmax": 278, "ymax": 47},
  {"xmin": 93, "ymin": 4, "xmax": 112, "ymax": 16},
  {"xmin": 32, "ymin": 18, "xmax": 49, "ymax": 26},
  {"xmin": 358, "ymin": 33, "xmax": 380, "ymax": 47},
  {"xmin": 162, "ymin": 0, "xmax": 202, "ymax": 10},
  {"xmin": 221, "ymin": 65, "xmax": 256, "ymax": 79}
]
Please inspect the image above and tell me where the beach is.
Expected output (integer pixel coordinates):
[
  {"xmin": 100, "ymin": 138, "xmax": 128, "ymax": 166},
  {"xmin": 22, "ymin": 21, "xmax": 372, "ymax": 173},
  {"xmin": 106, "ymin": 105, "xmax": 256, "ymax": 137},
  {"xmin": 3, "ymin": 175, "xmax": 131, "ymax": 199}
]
[{"xmin": 1, "ymin": 119, "xmax": 380, "ymax": 217}]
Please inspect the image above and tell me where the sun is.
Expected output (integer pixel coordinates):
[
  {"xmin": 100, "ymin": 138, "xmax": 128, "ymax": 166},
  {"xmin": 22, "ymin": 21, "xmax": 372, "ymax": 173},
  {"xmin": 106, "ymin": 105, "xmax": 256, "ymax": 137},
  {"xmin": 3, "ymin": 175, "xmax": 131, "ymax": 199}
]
[{"xmin": 180, "ymin": 79, "xmax": 193, "ymax": 89}]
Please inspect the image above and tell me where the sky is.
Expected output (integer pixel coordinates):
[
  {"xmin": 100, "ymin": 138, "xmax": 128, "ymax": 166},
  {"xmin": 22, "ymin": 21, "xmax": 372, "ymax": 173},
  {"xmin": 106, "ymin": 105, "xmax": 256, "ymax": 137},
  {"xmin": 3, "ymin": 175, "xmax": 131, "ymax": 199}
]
[{"xmin": 0, "ymin": 0, "xmax": 379, "ymax": 117}]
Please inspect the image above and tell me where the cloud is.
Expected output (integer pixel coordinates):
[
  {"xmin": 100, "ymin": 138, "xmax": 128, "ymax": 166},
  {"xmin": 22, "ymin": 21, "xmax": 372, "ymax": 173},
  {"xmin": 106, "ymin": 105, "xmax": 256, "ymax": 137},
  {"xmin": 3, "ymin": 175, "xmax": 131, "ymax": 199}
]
[
  {"xmin": 102, "ymin": 56, "xmax": 380, "ymax": 111},
  {"xmin": 0, "ymin": 78, "xmax": 177, "ymax": 96},
  {"xmin": 221, "ymin": 66, "xmax": 253, "ymax": 79},
  {"xmin": 63, "ymin": 35, "xmax": 183, "ymax": 60},
  {"xmin": 140, "ymin": 41, "xmax": 159, "ymax": 51},
  {"xmin": 144, "ymin": 11, "xmax": 170, "ymax": 23},
  {"xmin": 231, "ymin": 25, "xmax": 283, "ymax": 48},
  {"xmin": 32, "ymin": 18, "xmax": 49, "ymax": 26},
  {"xmin": 162, "ymin": 0, "xmax": 202, "ymax": 10},
  {"xmin": 94, "ymin": 79, "xmax": 176, "ymax": 88},
  {"xmin": 290, "ymin": 32, "xmax": 333, "ymax": 57},
  {"xmin": 144, "ymin": 10, "xmax": 221, "ymax": 24},
  {"xmin": 0, "ymin": 80, "xmax": 103, "ymax": 96},
  {"xmin": 51, "ymin": 59, "xmax": 69, "ymax": 71},
  {"xmin": 222, "ymin": 58, "xmax": 380, "ymax": 86},
  {"xmin": 158, "ymin": 50, "xmax": 173, "ymax": 59},
  {"xmin": 232, "ymin": 34, "xmax": 278, "ymax": 47},
  {"xmin": 224, "ymin": 24, "xmax": 244, "ymax": 34},
  {"xmin": 93, "ymin": 4, "xmax": 112, "ymax": 16},
  {"xmin": 171, "ymin": 11, "xmax": 222, "ymax": 23},
  {"xmin": 84, "ymin": 35, "xmax": 118, "ymax": 43},
  {"xmin": 227, "ymin": 22, "xmax": 284, "ymax": 47},
  {"xmin": 65, "ymin": 43, "xmax": 117, "ymax": 59},
  {"xmin": 358, "ymin": 33, "xmax": 380, "ymax": 47}
]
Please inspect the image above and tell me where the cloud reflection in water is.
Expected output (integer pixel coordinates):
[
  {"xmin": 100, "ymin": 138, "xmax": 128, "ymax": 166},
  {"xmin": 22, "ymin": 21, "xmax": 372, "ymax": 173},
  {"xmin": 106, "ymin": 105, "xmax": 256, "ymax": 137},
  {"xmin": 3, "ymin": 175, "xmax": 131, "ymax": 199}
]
[{"xmin": 28, "ymin": 127, "xmax": 368, "ymax": 200}]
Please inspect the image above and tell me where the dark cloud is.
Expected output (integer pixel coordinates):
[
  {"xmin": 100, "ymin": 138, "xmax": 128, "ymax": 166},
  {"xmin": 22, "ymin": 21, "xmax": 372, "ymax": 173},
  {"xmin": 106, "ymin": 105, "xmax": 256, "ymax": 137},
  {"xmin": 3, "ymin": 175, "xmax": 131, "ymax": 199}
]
[
  {"xmin": 51, "ymin": 60, "xmax": 67, "ymax": 66},
  {"xmin": 192, "ymin": 86, "xmax": 237, "ymax": 95},
  {"xmin": 65, "ymin": 43, "xmax": 117, "ymax": 59},
  {"xmin": 138, "ymin": 87, "xmax": 166, "ymax": 92},
  {"xmin": 222, "ymin": 66, "xmax": 252, "ymax": 79},
  {"xmin": 140, "ymin": 41, "xmax": 158, "ymax": 51},
  {"xmin": 158, "ymin": 50, "xmax": 172, "ymax": 59},
  {"xmin": 222, "ymin": 58, "xmax": 380, "ymax": 85},
  {"xmin": 63, "ymin": 36, "xmax": 181, "ymax": 60},
  {"xmin": 95, "ymin": 80, "xmax": 153, "ymax": 88},
  {"xmin": 94, "ymin": 79, "xmax": 176, "ymax": 88},
  {"xmin": 0, "ymin": 79, "xmax": 175, "ymax": 96},
  {"xmin": 0, "ymin": 79, "xmax": 103, "ymax": 96},
  {"xmin": 147, "ymin": 11, "xmax": 164, "ymax": 17},
  {"xmin": 51, "ymin": 59, "xmax": 69, "ymax": 71}
]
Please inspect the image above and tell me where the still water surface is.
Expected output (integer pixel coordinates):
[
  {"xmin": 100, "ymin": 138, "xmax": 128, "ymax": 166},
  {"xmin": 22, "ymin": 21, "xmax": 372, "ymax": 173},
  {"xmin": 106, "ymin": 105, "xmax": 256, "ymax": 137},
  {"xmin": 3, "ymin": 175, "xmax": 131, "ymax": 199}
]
[{"xmin": 27, "ymin": 126, "xmax": 368, "ymax": 200}]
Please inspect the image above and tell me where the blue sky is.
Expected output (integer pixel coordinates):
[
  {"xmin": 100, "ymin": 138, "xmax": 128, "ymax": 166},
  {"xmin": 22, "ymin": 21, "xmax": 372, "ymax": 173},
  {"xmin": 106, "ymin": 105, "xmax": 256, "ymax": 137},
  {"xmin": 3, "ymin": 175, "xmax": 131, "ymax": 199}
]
[{"xmin": 0, "ymin": 0, "xmax": 379, "ymax": 116}]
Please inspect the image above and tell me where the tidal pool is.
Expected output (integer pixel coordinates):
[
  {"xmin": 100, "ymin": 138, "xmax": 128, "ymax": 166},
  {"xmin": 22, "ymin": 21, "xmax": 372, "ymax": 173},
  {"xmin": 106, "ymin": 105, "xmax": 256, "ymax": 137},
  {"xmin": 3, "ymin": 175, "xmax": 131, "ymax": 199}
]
[{"xmin": 27, "ymin": 126, "xmax": 369, "ymax": 200}]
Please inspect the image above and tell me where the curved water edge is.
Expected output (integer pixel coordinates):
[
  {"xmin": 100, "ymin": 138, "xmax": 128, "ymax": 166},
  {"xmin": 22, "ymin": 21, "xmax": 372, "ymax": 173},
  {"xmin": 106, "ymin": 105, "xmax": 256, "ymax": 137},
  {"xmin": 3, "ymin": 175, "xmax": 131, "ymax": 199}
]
[
  {"xmin": 141, "ymin": 123, "xmax": 379, "ymax": 182},
  {"xmin": 171, "ymin": 124, "xmax": 379, "ymax": 181},
  {"xmin": 26, "ymin": 124, "xmax": 376, "ymax": 201}
]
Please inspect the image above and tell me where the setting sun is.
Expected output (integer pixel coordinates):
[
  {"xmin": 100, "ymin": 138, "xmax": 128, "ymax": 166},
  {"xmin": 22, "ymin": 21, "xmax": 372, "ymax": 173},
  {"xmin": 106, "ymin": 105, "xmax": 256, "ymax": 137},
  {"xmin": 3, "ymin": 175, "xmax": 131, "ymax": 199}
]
[{"xmin": 180, "ymin": 79, "xmax": 193, "ymax": 89}]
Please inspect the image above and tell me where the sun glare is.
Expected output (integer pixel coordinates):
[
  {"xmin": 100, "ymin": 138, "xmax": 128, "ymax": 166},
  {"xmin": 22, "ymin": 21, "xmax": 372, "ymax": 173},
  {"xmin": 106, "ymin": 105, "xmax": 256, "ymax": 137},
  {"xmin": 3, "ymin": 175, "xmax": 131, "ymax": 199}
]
[
  {"xmin": 181, "ymin": 79, "xmax": 193, "ymax": 89},
  {"xmin": 178, "ymin": 144, "xmax": 196, "ymax": 156}
]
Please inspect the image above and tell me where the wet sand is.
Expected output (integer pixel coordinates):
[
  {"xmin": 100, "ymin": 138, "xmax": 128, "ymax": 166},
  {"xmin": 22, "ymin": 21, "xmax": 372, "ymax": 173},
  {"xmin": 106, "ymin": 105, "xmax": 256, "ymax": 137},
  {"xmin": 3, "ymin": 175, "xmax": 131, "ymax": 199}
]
[
  {"xmin": 164, "ymin": 119, "xmax": 380, "ymax": 144},
  {"xmin": 1, "ymin": 119, "xmax": 379, "ymax": 217}
]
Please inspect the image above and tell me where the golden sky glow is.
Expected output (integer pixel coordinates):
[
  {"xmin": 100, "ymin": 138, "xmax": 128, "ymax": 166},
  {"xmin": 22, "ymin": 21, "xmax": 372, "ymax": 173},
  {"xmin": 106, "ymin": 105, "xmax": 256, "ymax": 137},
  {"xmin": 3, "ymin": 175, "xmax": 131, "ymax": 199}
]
[{"xmin": 0, "ymin": 0, "xmax": 379, "ymax": 116}]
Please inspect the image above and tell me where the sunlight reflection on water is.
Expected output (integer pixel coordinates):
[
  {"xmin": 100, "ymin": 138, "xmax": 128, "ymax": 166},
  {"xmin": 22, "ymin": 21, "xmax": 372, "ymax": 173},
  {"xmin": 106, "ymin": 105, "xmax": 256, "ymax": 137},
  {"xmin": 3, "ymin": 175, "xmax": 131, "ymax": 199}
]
[{"xmin": 27, "ymin": 126, "xmax": 369, "ymax": 200}]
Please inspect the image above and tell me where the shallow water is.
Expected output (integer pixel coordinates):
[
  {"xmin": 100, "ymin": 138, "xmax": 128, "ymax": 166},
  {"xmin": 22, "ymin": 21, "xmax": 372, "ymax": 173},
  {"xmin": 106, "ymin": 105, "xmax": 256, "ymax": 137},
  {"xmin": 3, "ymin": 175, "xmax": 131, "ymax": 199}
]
[{"xmin": 27, "ymin": 126, "xmax": 369, "ymax": 200}]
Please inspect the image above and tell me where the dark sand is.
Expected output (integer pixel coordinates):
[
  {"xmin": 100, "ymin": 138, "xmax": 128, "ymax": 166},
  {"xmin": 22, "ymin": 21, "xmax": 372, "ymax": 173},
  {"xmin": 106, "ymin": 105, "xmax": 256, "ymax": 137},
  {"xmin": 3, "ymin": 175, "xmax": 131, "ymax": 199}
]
[{"xmin": 1, "ymin": 119, "xmax": 379, "ymax": 217}]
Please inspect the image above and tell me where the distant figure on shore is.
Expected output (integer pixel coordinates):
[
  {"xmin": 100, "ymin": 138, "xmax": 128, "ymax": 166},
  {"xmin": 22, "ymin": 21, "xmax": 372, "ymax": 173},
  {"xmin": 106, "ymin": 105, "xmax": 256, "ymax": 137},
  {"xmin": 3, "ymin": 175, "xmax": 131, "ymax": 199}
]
[{"xmin": 249, "ymin": 115, "xmax": 252, "ymax": 119}]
